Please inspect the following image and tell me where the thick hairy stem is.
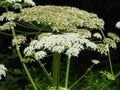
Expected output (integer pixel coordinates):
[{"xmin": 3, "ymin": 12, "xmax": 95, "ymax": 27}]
[
  {"xmin": 65, "ymin": 57, "xmax": 71, "ymax": 89},
  {"xmin": 52, "ymin": 52, "xmax": 61, "ymax": 90}
]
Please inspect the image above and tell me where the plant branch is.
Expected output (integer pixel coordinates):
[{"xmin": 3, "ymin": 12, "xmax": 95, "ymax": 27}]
[
  {"xmin": 69, "ymin": 64, "xmax": 95, "ymax": 89},
  {"xmin": 11, "ymin": 28, "xmax": 38, "ymax": 90},
  {"xmin": 65, "ymin": 57, "xmax": 71, "ymax": 89},
  {"xmin": 37, "ymin": 60, "xmax": 54, "ymax": 86}
]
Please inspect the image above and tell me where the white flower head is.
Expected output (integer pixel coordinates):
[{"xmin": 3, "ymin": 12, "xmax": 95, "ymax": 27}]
[
  {"xmin": 65, "ymin": 47, "xmax": 80, "ymax": 57},
  {"xmin": 0, "ymin": 64, "xmax": 7, "ymax": 80},
  {"xmin": 12, "ymin": 35, "xmax": 26, "ymax": 46},
  {"xmin": 84, "ymin": 39, "xmax": 97, "ymax": 50},
  {"xmin": 24, "ymin": 46, "xmax": 35, "ymax": 56},
  {"xmin": 24, "ymin": 0, "xmax": 36, "ymax": 6},
  {"xmin": 52, "ymin": 45, "xmax": 65, "ymax": 53},
  {"xmin": 103, "ymin": 38, "xmax": 117, "ymax": 49},
  {"xmin": 97, "ymin": 44, "xmax": 109, "ymax": 55},
  {"xmin": 116, "ymin": 21, "xmax": 120, "ymax": 29},
  {"xmin": 35, "ymin": 51, "xmax": 47, "ymax": 60},
  {"xmin": 107, "ymin": 32, "xmax": 120, "ymax": 43},
  {"xmin": 93, "ymin": 33, "xmax": 102, "ymax": 39},
  {"xmin": 15, "ymin": 0, "xmax": 22, "ymax": 2},
  {"xmin": 78, "ymin": 29, "xmax": 91, "ymax": 38}
]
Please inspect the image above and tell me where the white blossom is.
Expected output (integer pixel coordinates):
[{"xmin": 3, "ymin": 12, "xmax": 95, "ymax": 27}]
[
  {"xmin": 107, "ymin": 32, "xmax": 120, "ymax": 43},
  {"xmin": 103, "ymin": 38, "xmax": 117, "ymax": 49},
  {"xmin": 24, "ymin": 33, "xmax": 94, "ymax": 58},
  {"xmin": 24, "ymin": 0, "xmax": 36, "ymax": 6},
  {"xmin": 93, "ymin": 33, "xmax": 102, "ymax": 39},
  {"xmin": 83, "ymin": 39, "xmax": 97, "ymax": 50},
  {"xmin": 78, "ymin": 29, "xmax": 91, "ymax": 38},
  {"xmin": 12, "ymin": 35, "xmax": 26, "ymax": 46},
  {"xmin": 52, "ymin": 46, "xmax": 65, "ymax": 53},
  {"xmin": 65, "ymin": 47, "xmax": 80, "ymax": 57},
  {"xmin": 16, "ymin": 0, "xmax": 22, "ymax": 2},
  {"xmin": 35, "ymin": 51, "xmax": 47, "ymax": 60},
  {"xmin": 24, "ymin": 46, "xmax": 35, "ymax": 56},
  {"xmin": 0, "ymin": 64, "xmax": 7, "ymax": 80},
  {"xmin": 116, "ymin": 21, "xmax": 120, "ymax": 29},
  {"xmin": 97, "ymin": 44, "xmax": 109, "ymax": 55}
]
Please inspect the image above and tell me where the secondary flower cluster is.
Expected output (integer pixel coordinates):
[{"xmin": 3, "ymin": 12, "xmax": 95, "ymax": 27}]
[
  {"xmin": 0, "ymin": 21, "xmax": 16, "ymax": 31},
  {"xmin": 24, "ymin": 30, "xmax": 120, "ymax": 60},
  {"xmin": 0, "ymin": 64, "xmax": 7, "ymax": 80},
  {"xmin": 12, "ymin": 35, "xmax": 26, "ymax": 46},
  {"xmin": 24, "ymin": 33, "xmax": 96, "ymax": 59}
]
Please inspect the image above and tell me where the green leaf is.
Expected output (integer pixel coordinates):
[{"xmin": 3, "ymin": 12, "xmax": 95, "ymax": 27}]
[{"xmin": 107, "ymin": 72, "xmax": 115, "ymax": 80}]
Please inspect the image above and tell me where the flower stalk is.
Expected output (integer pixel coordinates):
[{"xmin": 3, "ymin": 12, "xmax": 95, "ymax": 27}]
[
  {"xmin": 99, "ymin": 29, "xmax": 114, "ymax": 75},
  {"xmin": 69, "ymin": 64, "xmax": 95, "ymax": 89},
  {"xmin": 37, "ymin": 60, "xmax": 54, "ymax": 86},
  {"xmin": 65, "ymin": 57, "xmax": 71, "ymax": 89},
  {"xmin": 11, "ymin": 28, "xmax": 38, "ymax": 90},
  {"xmin": 52, "ymin": 52, "xmax": 61, "ymax": 90}
]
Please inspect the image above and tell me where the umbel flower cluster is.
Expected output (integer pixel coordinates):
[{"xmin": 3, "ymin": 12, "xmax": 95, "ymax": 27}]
[
  {"xmin": 0, "ymin": 5, "xmax": 104, "ymax": 32},
  {"xmin": 0, "ymin": 5, "xmax": 119, "ymax": 60},
  {"xmin": 24, "ymin": 32, "xmax": 120, "ymax": 60},
  {"xmin": 24, "ymin": 33, "xmax": 97, "ymax": 59},
  {"xmin": 0, "ymin": 64, "xmax": 7, "ymax": 80}
]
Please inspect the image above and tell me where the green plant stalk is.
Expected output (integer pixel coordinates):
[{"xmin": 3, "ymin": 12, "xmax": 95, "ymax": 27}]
[
  {"xmin": 69, "ymin": 64, "xmax": 95, "ymax": 89},
  {"xmin": 0, "ymin": 32, "xmax": 13, "ymax": 36},
  {"xmin": 11, "ymin": 28, "xmax": 38, "ymax": 90},
  {"xmin": 99, "ymin": 29, "xmax": 114, "ymax": 75},
  {"xmin": 65, "ymin": 57, "xmax": 71, "ymax": 89},
  {"xmin": 37, "ymin": 60, "xmax": 54, "ymax": 86},
  {"xmin": 4, "ymin": 6, "xmax": 9, "ymax": 12},
  {"xmin": 107, "ymin": 51, "xmax": 114, "ymax": 75},
  {"xmin": 52, "ymin": 52, "xmax": 61, "ymax": 90}
]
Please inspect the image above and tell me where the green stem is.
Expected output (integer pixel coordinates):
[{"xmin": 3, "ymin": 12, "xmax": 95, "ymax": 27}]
[
  {"xmin": 16, "ymin": 22, "xmax": 40, "ymax": 30},
  {"xmin": 22, "ymin": 63, "xmax": 38, "ymax": 90},
  {"xmin": 99, "ymin": 29, "xmax": 105, "ymax": 39},
  {"xmin": 4, "ymin": 6, "xmax": 9, "ymax": 12},
  {"xmin": 107, "ymin": 51, "xmax": 114, "ymax": 75},
  {"xmin": 69, "ymin": 64, "xmax": 95, "ymax": 89},
  {"xmin": 53, "ymin": 52, "xmax": 61, "ymax": 90},
  {"xmin": 0, "ymin": 31, "xmax": 13, "ymax": 36},
  {"xmin": 14, "ymin": 29, "xmax": 37, "ymax": 35},
  {"xmin": 37, "ymin": 60, "xmax": 54, "ymax": 86},
  {"xmin": 65, "ymin": 57, "xmax": 71, "ymax": 89},
  {"xmin": 99, "ymin": 29, "xmax": 114, "ymax": 75},
  {"xmin": 11, "ymin": 28, "xmax": 38, "ymax": 90}
]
